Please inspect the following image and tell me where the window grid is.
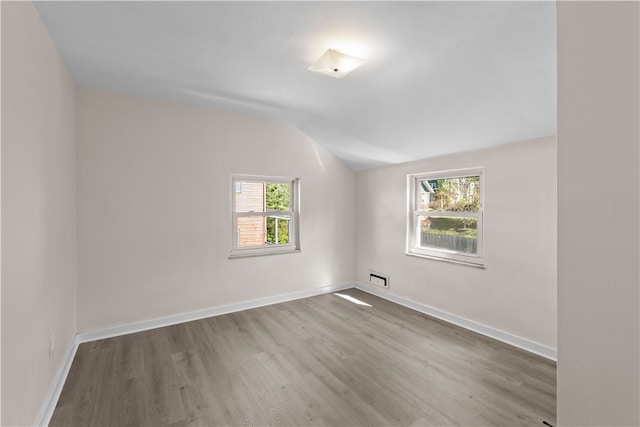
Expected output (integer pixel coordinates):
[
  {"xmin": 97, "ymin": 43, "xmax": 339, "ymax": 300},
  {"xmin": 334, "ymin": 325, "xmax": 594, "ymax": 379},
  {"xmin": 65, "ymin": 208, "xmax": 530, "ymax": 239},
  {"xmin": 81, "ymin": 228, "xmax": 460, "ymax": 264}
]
[
  {"xmin": 406, "ymin": 168, "xmax": 484, "ymax": 267},
  {"xmin": 230, "ymin": 175, "xmax": 300, "ymax": 258}
]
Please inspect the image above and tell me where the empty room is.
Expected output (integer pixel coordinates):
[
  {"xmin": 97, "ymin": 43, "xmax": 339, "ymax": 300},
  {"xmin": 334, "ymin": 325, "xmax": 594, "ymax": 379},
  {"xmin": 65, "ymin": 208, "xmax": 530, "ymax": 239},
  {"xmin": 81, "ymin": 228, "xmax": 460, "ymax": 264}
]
[{"xmin": 2, "ymin": 1, "xmax": 639, "ymax": 427}]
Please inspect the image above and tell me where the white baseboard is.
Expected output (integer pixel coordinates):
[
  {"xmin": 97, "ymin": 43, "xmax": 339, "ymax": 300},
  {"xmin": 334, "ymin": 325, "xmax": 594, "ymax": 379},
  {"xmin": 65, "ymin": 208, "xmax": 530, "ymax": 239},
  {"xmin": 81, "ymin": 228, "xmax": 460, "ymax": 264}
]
[
  {"xmin": 353, "ymin": 281, "xmax": 557, "ymax": 361},
  {"xmin": 77, "ymin": 283, "xmax": 353, "ymax": 344},
  {"xmin": 34, "ymin": 335, "xmax": 80, "ymax": 427}
]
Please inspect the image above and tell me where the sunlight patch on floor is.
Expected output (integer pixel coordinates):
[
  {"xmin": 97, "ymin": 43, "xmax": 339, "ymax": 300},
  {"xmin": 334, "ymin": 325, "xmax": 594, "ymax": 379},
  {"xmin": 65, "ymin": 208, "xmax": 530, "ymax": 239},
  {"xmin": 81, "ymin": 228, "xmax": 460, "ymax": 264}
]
[{"xmin": 334, "ymin": 293, "xmax": 372, "ymax": 307}]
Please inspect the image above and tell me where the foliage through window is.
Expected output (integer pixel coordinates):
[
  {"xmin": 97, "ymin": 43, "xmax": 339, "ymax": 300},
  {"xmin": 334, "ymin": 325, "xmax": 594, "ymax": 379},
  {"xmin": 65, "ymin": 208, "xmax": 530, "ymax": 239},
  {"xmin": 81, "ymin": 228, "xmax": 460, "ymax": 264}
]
[
  {"xmin": 407, "ymin": 169, "xmax": 484, "ymax": 266},
  {"xmin": 231, "ymin": 175, "xmax": 300, "ymax": 257}
]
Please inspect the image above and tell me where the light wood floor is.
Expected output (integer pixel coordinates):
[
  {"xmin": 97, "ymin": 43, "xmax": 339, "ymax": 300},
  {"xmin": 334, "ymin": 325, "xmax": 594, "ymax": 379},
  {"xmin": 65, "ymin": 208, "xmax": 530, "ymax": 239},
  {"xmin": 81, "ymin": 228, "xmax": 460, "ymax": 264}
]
[{"xmin": 50, "ymin": 289, "xmax": 556, "ymax": 427}]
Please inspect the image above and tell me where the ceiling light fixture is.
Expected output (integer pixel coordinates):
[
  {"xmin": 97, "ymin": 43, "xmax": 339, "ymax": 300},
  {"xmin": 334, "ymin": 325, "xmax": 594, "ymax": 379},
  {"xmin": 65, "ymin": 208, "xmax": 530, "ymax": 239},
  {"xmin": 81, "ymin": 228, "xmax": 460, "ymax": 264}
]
[{"xmin": 308, "ymin": 49, "xmax": 364, "ymax": 79}]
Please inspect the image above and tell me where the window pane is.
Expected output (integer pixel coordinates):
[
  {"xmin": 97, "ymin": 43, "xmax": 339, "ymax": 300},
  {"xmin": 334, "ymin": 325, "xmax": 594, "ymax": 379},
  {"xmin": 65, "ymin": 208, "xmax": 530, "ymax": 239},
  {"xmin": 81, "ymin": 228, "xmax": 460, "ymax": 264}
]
[
  {"xmin": 417, "ymin": 180, "xmax": 432, "ymax": 210},
  {"xmin": 418, "ymin": 216, "xmax": 477, "ymax": 254},
  {"xmin": 235, "ymin": 181, "xmax": 265, "ymax": 213},
  {"xmin": 265, "ymin": 183, "xmax": 290, "ymax": 211},
  {"xmin": 418, "ymin": 176, "xmax": 480, "ymax": 212},
  {"xmin": 237, "ymin": 215, "xmax": 291, "ymax": 248},
  {"xmin": 234, "ymin": 181, "xmax": 291, "ymax": 213},
  {"xmin": 266, "ymin": 216, "xmax": 290, "ymax": 245},
  {"xmin": 237, "ymin": 215, "xmax": 267, "ymax": 247}
]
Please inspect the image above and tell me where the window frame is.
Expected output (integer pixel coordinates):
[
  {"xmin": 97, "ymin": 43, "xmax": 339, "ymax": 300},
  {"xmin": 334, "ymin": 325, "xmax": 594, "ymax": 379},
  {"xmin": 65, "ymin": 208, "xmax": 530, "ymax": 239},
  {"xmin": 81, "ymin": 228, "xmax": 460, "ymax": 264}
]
[
  {"xmin": 406, "ymin": 168, "xmax": 484, "ymax": 267},
  {"xmin": 229, "ymin": 174, "xmax": 300, "ymax": 258}
]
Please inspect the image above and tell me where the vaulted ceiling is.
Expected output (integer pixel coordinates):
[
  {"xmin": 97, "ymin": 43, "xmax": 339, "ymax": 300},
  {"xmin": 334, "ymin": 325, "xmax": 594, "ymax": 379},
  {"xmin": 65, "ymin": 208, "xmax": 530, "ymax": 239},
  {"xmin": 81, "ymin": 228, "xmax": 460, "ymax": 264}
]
[{"xmin": 35, "ymin": 1, "xmax": 556, "ymax": 170}]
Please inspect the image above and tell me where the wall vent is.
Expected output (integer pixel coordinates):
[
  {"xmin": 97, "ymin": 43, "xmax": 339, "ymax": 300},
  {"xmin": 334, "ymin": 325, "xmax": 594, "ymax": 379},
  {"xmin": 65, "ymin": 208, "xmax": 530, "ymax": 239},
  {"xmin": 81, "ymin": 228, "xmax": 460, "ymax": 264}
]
[{"xmin": 368, "ymin": 271, "xmax": 389, "ymax": 288}]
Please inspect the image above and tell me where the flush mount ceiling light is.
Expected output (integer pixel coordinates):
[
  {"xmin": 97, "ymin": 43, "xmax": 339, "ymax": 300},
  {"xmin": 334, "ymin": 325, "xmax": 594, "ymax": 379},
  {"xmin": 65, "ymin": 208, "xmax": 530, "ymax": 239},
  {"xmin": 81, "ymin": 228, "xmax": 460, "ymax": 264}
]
[{"xmin": 308, "ymin": 49, "xmax": 364, "ymax": 79}]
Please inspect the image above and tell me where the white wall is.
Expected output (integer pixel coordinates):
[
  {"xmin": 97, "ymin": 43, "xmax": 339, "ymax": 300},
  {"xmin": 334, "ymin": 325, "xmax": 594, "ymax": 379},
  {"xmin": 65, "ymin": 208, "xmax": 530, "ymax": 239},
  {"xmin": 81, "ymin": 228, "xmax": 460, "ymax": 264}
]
[
  {"xmin": 355, "ymin": 137, "xmax": 557, "ymax": 350},
  {"xmin": 557, "ymin": 2, "xmax": 640, "ymax": 426},
  {"xmin": 0, "ymin": 2, "xmax": 4, "ymax": 423},
  {"xmin": 1, "ymin": 2, "xmax": 77, "ymax": 426},
  {"xmin": 77, "ymin": 87, "xmax": 355, "ymax": 332}
]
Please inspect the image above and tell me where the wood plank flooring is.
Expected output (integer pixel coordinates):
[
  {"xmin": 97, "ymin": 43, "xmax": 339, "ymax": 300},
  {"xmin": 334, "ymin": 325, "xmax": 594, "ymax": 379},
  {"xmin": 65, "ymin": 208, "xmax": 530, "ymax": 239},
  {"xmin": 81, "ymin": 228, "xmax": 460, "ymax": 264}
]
[{"xmin": 50, "ymin": 289, "xmax": 556, "ymax": 426}]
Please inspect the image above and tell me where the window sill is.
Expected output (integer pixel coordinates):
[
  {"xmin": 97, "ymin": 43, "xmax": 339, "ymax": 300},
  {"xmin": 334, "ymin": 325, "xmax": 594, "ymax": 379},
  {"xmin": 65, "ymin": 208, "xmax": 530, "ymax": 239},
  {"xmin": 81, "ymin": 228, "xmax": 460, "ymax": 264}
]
[
  {"xmin": 405, "ymin": 251, "xmax": 485, "ymax": 269},
  {"xmin": 229, "ymin": 248, "xmax": 301, "ymax": 259}
]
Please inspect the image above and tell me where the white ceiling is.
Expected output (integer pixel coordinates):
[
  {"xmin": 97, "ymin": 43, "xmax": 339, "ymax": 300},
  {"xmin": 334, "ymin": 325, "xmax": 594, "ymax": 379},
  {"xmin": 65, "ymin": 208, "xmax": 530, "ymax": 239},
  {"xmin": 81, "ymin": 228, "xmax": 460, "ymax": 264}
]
[{"xmin": 35, "ymin": 1, "xmax": 556, "ymax": 170}]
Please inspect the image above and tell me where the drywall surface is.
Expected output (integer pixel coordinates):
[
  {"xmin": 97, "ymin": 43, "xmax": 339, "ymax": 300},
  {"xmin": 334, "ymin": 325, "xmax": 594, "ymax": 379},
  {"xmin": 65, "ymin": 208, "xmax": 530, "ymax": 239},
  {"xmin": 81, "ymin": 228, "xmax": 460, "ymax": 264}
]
[
  {"xmin": 355, "ymin": 137, "xmax": 557, "ymax": 349},
  {"xmin": 77, "ymin": 87, "xmax": 355, "ymax": 331},
  {"xmin": 1, "ymin": 2, "xmax": 77, "ymax": 425},
  {"xmin": 557, "ymin": 2, "xmax": 640, "ymax": 425},
  {"xmin": 0, "ymin": 3, "xmax": 3, "ymax": 423}
]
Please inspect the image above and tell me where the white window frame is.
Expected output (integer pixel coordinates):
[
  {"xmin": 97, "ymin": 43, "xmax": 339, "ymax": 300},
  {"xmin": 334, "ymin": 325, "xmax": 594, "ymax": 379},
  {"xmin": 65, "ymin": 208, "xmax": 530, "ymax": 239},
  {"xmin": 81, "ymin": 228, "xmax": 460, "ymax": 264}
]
[
  {"xmin": 406, "ymin": 168, "xmax": 484, "ymax": 267},
  {"xmin": 230, "ymin": 174, "xmax": 300, "ymax": 258}
]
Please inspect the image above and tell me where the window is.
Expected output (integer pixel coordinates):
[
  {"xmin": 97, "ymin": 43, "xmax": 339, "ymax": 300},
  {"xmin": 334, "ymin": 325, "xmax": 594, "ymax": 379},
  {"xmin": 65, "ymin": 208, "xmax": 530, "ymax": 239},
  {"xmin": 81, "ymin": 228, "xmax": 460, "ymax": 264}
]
[
  {"xmin": 407, "ymin": 168, "xmax": 484, "ymax": 267},
  {"xmin": 230, "ymin": 175, "xmax": 300, "ymax": 258}
]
